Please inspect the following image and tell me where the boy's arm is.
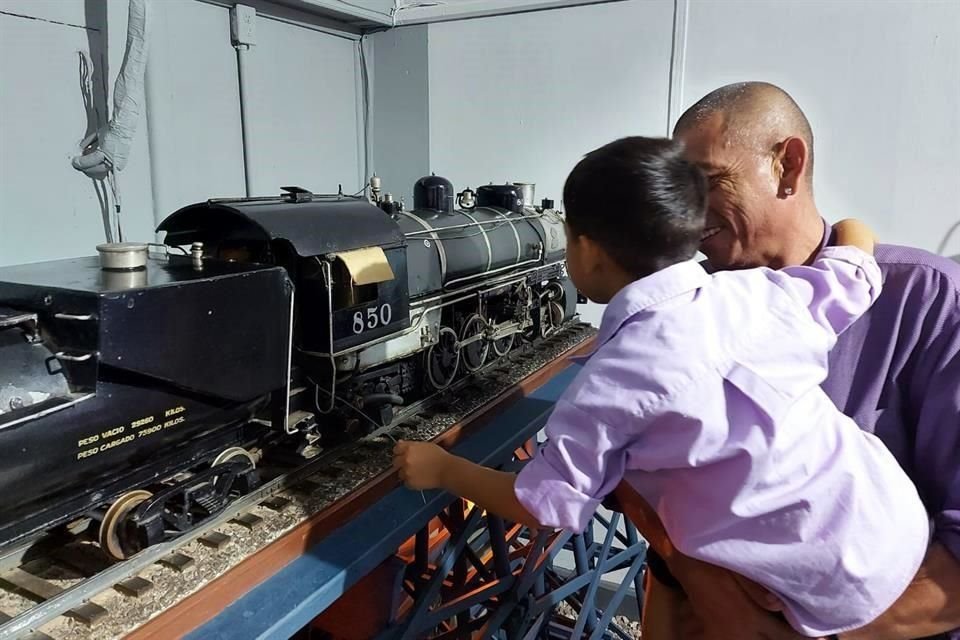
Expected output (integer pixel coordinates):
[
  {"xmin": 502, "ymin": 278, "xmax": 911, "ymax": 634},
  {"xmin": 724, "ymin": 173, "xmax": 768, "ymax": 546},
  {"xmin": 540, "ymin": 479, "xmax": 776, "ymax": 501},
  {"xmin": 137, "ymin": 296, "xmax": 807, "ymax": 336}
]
[
  {"xmin": 771, "ymin": 218, "xmax": 882, "ymax": 338},
  {"xmin": 442, "ymin": 459, "xmax": 541, "ymax": 526},
  {"xmin": 832, "ymin": 218, "xmax": 875, "ymax": 255},
  {"xmin": 393, "ymin": 440, "xmax": 541, "ymax": 527},
  {"xmin": 395, "ymin": 393, "xmax": 640, "ymax": 532}
]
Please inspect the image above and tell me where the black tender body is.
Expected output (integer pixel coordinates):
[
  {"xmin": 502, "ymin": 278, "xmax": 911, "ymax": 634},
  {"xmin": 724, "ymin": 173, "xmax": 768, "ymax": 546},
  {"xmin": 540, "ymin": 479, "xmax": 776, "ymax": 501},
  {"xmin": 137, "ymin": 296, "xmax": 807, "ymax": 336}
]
[{"xmin": 0, "ymin": 257, "xmax": 291, "ymax": 547}]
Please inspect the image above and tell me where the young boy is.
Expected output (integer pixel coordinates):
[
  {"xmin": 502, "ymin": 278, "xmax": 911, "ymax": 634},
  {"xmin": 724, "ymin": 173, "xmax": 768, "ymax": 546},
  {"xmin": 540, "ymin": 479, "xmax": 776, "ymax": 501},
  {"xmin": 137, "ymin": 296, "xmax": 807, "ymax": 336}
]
[{"xmin": 393, "ymin": 137, "xmax": 929, "ymax": 638}]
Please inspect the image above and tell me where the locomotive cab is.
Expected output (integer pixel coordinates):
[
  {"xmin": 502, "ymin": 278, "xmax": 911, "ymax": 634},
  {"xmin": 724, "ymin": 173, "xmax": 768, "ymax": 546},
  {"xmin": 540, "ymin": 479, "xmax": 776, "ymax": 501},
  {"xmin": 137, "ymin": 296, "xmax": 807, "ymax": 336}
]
[
  {"xmin": 323, "ymin": 246, "xmax": 410, "ymax": 352},
  {"xmin": 159, "ymin": 189, "xmax": 412, "ymax": 432},
  {"xmin": 159, "ymin": 190, "xmax": 411, "ymax": 344}
]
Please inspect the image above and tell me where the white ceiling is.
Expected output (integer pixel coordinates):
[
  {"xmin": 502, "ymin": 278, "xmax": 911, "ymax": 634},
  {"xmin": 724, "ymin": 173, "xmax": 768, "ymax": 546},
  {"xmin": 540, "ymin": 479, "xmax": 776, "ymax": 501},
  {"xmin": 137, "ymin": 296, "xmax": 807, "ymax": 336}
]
[{"xmin": 267, "ymin": 0, "xmax": 626, "ymax": 30}]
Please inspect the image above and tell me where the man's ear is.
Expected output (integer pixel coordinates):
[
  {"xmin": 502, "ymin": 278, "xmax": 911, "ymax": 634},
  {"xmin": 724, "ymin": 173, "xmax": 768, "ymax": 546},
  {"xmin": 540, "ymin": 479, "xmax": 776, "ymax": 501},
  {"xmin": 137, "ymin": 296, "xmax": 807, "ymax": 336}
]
[{"xmin": 775, "ymin": 136, "xmax": 808, "ymax": 198}]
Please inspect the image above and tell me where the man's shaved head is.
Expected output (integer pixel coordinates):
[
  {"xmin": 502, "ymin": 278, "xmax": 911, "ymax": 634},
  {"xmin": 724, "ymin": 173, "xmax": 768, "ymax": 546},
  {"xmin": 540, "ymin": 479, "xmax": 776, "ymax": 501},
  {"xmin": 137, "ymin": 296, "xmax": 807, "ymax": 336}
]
[
  {"xmin": 671, "ymin": 82, "xmax": 824, "ymax": 269},
  {"xmin": 674, "ymin": 82, "xmax": 814, "ymax": 187}
]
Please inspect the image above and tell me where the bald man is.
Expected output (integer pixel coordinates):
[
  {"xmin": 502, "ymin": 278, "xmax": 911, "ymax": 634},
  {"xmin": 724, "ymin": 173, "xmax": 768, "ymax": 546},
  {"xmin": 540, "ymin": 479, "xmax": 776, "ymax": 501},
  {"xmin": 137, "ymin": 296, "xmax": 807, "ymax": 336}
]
[{"xmin": 629, "ymin": 82, "xmax": 960, "ymax": 640}]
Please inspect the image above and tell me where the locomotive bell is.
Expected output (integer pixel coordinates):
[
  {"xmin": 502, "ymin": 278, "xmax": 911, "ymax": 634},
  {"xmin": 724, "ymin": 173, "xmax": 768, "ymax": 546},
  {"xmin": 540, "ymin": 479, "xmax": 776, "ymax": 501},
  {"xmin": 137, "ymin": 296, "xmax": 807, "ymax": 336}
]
[
  {"xmin": 414, "ymin": 174, "xmax": 455, "ymax": 214},
  {"xmin": 378, "ymin": 193, "xmax": 402, "ymax": 216}
]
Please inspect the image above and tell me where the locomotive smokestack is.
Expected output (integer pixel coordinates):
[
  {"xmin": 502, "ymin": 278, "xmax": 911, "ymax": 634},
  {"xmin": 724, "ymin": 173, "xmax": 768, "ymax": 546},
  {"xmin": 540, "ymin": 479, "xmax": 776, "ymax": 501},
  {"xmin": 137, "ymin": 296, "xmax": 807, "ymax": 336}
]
[{"xmin": 513, "ymin": 183, "xmax": 535, "ymax": 208}]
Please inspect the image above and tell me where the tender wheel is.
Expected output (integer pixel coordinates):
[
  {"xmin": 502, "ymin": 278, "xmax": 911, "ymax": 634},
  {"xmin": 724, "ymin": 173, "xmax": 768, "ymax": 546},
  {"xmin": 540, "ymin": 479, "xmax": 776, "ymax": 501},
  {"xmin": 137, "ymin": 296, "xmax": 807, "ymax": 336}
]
[
  {"xmin": 99, "ymin": 489, "xmax": 152, "ymax": 561},
  {"xmin": 426, "ymin": 326, "xmax": 460, "ymax": 389},
  {"xmin": 460, "ymin": 313, "xmax": 489, "ymax": 372},
  {"xmin": 212, "ymin": 446, "xmax": 257, "ymax": 469}
]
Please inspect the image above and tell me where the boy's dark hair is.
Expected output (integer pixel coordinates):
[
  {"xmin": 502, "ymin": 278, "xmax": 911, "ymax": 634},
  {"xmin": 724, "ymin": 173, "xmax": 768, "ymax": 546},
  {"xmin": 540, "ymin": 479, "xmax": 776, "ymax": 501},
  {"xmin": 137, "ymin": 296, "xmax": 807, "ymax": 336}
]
[{"xmin": 562, "ymin": 136, "xmax": 707, "ymax": 278}]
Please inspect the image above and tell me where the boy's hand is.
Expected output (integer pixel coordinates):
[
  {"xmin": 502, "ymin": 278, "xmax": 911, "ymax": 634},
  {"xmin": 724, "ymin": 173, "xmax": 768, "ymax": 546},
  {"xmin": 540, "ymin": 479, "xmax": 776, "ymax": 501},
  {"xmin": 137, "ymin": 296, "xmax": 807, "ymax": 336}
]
[
  {"xmin": 395, "ymin": 442, "xmax": 540, "ymax": 528},
  {"xmin": 832, "ymin": 218, "xmax": 876, "ymax": 254},
  {"xmin": 393, "ymin": 440, "xmax": 452, "ymax": 490}
]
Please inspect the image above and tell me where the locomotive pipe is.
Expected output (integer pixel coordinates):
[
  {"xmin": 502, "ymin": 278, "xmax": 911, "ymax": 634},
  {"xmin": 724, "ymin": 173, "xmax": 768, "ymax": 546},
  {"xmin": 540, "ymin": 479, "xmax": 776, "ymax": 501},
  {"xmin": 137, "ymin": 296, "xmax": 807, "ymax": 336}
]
[
  {"xmin": 360, "ymin": 393, "xmax": 404, "ymax": 407},
  {"xmin": 443, "ymin": 257, "xmax": 542, "ymax": 290}
]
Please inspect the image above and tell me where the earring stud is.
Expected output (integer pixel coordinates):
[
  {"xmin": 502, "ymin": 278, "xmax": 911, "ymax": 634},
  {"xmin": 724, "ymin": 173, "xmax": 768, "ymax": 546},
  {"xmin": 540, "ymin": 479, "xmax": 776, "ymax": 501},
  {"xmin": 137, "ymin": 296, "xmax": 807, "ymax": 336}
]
[{"xmin": 784, "ymin": 187, "xmax": 793, "ymax": 196}]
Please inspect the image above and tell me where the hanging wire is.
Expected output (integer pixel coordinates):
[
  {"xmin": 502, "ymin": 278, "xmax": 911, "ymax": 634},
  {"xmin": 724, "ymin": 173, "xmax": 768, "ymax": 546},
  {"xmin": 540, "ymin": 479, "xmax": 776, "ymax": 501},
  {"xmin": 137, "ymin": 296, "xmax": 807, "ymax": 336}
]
[
  {"xmin": 936, "ymin": 220, "xmax": 960, "ymax": 256},
  {"xmin": 107, "ymin": 171, "xmax": 123, "ymax": 242}
]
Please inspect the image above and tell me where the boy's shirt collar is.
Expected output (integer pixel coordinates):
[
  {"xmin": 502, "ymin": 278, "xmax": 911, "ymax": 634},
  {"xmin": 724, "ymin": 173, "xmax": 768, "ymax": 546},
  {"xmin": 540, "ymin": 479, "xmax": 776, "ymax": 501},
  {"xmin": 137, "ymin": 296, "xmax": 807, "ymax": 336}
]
[{"xmin": 568, "ymin": 259, "xmax": 709, "ymax": 364}]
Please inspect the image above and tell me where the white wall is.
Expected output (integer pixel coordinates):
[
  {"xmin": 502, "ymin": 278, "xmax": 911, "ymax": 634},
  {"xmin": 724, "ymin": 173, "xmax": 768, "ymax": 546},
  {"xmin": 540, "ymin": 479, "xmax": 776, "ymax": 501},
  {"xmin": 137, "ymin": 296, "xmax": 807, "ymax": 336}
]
[
  {"xmin": 427, "ymin": 0, "xmax": 675, "ymax": 202},
  {"xmin": 426, "ymin": 0, "xmax": 676, "ymax": 326},
  {"xmin": 144, "ymin": 0, "xmax": 246, "ymax": 232},
  {"xmin": 243, "ymin": 14, "xmax": 362, "ymax": 196},
  {"xmin": 4, "ymin": 0, "xmax": 958, "ymax": 271},
  {"xmin": 0, "ymin": 0, "xmax": 365, "ymax": 267},
  {"xmin": 370, "ymin": 25, "xmax": 431, "ymax": 207},
  {"xmin": 0, "ymin": 0, "xmax": 114, "ymax": 265},
  {"xmin": 681, "ymin": 0, "xmax": 960, "ymax": 255}
]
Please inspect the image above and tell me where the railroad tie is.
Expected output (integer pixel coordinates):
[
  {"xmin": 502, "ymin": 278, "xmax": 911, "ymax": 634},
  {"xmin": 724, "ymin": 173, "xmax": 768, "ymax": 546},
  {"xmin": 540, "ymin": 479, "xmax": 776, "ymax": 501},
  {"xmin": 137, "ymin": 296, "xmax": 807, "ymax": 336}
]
[
  {"xmin": 198, "ymin": 532, "xmax": 231, "ymax": 550},
  {"xmin": 115, "ymin": 576, "xmax": 153, "ymax": 597},
  {"xmin": 230, "ymin": 513, "xmax": 263, "ymax": 530},
  {"xmin": 0, "ymin": 568, "xmax": 106, "ymax": 626},
  {"xmin": 260, "ymin": 496, "xmax": 291, "ymax": 512},
  {"xmin": 158, "ymin": 553, "xmax": 195, "ymax": 573}
]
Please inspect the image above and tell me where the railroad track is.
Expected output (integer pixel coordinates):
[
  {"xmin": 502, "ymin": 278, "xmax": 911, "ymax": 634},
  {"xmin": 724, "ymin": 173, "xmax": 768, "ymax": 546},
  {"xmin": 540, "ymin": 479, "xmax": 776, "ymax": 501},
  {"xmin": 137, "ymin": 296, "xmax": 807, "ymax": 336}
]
[{"xmin": 0, "ymin": 322, "xmax": 596, "ymax": 640}]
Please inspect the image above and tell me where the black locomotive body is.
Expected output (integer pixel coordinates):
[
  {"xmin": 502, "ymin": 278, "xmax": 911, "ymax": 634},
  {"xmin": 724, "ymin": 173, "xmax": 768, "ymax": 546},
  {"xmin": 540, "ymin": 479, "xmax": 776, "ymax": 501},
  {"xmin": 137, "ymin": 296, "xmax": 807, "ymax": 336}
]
[{"xmin": 0, "ymin": 176, "xmax": 576, "ymax": 559}]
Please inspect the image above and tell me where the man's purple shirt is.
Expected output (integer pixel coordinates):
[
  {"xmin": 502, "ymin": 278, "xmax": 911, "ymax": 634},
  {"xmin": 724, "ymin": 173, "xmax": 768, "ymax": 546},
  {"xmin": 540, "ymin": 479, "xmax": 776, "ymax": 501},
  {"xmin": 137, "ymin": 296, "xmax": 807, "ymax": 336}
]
[{"xmin": 821, "ymin": 224, "xmax": 960, "ymax": 640}]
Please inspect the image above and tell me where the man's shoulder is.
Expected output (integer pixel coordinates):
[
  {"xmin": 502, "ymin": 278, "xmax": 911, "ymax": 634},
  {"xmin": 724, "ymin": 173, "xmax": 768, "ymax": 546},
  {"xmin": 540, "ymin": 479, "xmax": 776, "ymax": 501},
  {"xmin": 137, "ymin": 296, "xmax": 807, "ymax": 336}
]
[
  {"xmin": 702, "ymin": 245, "xmax": 960, "ymax": 285},
  {"xmin": 874, "ymin": 243, "xmax": 960, "ymax": 274},
  {"xmin": 874, "ymin": 243, "xmax": 960, "ymax": 299}
]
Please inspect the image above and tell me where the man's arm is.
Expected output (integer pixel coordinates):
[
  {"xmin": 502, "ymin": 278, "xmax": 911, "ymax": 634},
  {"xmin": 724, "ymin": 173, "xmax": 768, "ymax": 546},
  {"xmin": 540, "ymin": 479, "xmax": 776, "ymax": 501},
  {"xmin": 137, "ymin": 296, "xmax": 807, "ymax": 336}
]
[
  {"xmin": 642, "ymin": 518, "xmax": 960, "ymax": 640},
  {"xmin": 841, "ymin": 542, "xmax": 960, "ymax": 640},
  {"xmin": 849, "ymin": 275, "xmax": 960, "ymax": 639},
  {"xmin": 847, "ymin": 293, "xmax": 960, "ymax": 639}
]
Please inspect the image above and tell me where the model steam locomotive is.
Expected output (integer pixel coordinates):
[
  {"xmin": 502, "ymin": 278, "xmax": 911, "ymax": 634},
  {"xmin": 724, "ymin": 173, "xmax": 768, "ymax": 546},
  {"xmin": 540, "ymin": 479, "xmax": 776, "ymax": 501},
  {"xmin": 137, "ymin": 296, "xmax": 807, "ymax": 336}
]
[{"xmin": 0, "ymin": 175, "xmax": 577, "ymax": 560}]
